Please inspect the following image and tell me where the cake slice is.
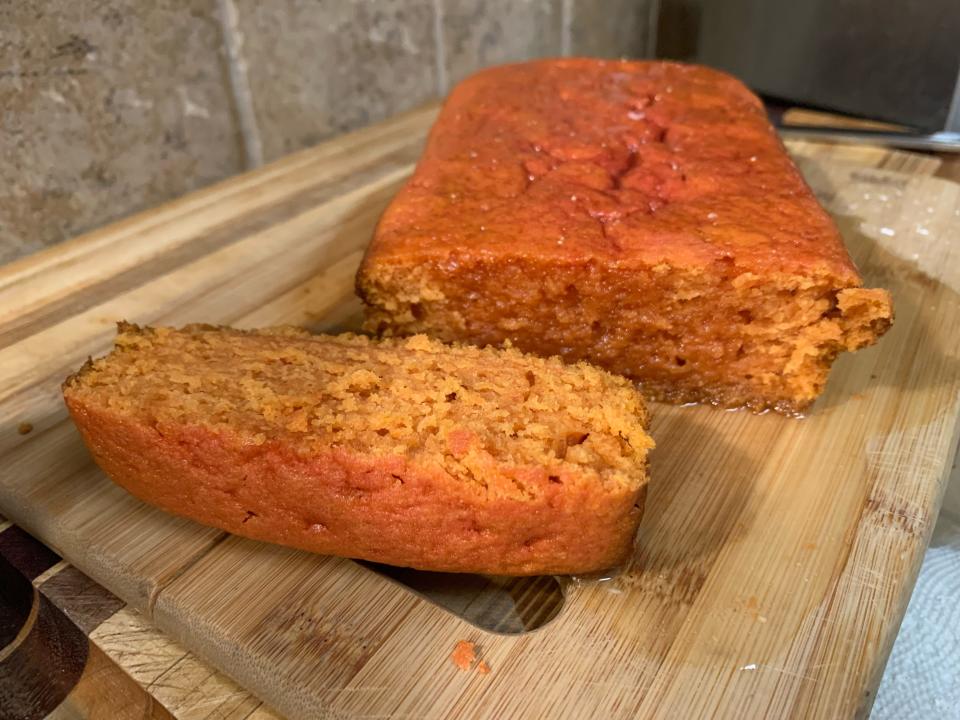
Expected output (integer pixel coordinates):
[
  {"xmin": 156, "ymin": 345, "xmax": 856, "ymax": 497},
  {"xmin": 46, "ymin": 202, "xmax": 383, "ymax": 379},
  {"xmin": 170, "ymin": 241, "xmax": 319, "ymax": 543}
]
[
  {"xmin": 356, "ymin": 59, "xmax": 893, "ymax": 412},
  {"xmin": 63, "ymin": 323, "xmax": 653, "ymax": 575}
]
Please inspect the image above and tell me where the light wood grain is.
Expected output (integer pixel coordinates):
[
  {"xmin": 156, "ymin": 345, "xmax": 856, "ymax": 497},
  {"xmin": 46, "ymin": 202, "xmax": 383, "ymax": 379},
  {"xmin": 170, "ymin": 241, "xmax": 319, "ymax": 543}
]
[
  {"xmin": 46, "ymin": 644, "xmax": 177, "ymax": 720},
  {"xmin": 90, "ymin": 604, "xmax": 270, "ymax": 720},
  {"xmin": 22, "ymin": 553, "xmax": 278, "ymax": 719},
  {"xmin": 782, "ymin": 108, "xmax": 908, "ymax": 132},
  {"xmin": 785, "ymin": 140, "xmax": 942, "ymax": 177},
  {"xmin": 0, "ymin": 107, "xmax": 957, "ymax": 719}
]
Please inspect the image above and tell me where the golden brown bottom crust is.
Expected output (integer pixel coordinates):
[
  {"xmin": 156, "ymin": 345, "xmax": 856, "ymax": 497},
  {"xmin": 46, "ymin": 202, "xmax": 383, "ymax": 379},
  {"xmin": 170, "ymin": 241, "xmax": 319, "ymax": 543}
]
[{"xmin": 66, "ymin": 399, "xmax": 645, "ymax": 576}]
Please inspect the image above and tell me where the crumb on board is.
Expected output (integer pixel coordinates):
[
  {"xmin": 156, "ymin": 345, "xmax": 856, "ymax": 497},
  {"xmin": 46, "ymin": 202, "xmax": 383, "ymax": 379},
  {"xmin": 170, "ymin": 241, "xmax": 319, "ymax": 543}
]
[
  {"xmin": 451, "ymin": 640, "xmax": 491, "ymax": 674},
  {"xmin": 17, "ymin": 422, "xmax": 33, "ymax": 435},
  {"xmin": 451, "ymin": 640, "xmax": 476, "ymax": 671}
]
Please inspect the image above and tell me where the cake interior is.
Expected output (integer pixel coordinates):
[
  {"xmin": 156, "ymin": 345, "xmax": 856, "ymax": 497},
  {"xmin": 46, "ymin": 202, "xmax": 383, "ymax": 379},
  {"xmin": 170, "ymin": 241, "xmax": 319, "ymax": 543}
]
[
  {"xmin": 360, "ymin": 258, "xmax": 893, "ymax": 412},
  {"xmin": 65, "ymin": 324, "xmax": 652, "ymax": 496}
]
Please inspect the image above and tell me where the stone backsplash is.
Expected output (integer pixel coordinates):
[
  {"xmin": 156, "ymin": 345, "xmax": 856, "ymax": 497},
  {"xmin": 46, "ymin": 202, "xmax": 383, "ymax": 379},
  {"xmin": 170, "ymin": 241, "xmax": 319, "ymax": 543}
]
[{"xmin": 0, "ymin": 0, "xmax": 656, "ymax": 263}]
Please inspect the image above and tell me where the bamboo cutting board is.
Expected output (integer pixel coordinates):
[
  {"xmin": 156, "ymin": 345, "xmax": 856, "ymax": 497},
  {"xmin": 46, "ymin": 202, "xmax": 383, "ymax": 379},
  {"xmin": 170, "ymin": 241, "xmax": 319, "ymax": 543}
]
[{"xmin": 1, "ymin": 106, "xmax": 959, "ymax": 719}]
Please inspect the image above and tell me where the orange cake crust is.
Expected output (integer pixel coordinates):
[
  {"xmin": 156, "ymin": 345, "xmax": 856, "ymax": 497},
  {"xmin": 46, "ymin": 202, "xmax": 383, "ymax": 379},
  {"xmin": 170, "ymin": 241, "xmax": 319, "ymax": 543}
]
[
  {"xmin": 357, "ymin": 59, "xmax": 894, "ymax": 411},
  {"xmin": 63, "ymin": 324, "xmax": 652, "ymax": 576}
]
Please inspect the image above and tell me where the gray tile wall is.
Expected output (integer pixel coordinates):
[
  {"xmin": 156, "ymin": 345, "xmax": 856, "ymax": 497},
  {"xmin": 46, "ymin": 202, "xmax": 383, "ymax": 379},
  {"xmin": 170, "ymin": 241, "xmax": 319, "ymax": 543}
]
[
  {"xmin": 0, "ymin": 1, "xmax": 244, "ymax": 264},
  {"xmin": 441, "ymin": 0, "xmax": 564, "ymax": 87},
  {"xmin": 0, "ymin": 0, "xmax": 656, "ymax": 263}
]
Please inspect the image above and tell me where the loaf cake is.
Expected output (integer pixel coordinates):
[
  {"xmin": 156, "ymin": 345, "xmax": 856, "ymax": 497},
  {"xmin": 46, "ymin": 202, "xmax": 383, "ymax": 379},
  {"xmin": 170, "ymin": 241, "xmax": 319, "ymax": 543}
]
[
  {"xmin": 63, "ymin": 323, "xmax": 653, "ymax": 575},
  {"xmin": 356, "ymin": 59, "xmax": 894, "ymax": 412}
]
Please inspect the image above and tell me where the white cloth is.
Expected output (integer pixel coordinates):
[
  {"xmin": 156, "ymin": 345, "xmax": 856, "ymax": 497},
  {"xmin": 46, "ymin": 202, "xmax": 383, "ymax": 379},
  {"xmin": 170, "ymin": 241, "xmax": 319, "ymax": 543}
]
[{"xmin": 872, "ymin": 503, "xmax": 960, "ymax": 719}]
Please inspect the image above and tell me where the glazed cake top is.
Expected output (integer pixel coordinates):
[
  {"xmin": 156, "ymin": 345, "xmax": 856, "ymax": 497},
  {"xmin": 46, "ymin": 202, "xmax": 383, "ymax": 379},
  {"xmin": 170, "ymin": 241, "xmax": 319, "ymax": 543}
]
[{"xmin": 366, "ymin": 58, "xmax": 861, "ymax": 283}]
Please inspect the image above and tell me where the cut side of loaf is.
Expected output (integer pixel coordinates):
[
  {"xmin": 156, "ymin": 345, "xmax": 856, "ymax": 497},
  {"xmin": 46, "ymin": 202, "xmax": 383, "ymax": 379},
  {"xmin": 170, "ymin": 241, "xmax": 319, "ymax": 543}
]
[
  {"xmin": 63, "ymin": 323, "xmax": 653, "ymax": 575},
  {"xmin": 362, "ymin": 260, "xmax": 892, "ymax": 413},
  {"xmin": 357, "ymin": 59, "xmax": 894, "ymax": 413}
]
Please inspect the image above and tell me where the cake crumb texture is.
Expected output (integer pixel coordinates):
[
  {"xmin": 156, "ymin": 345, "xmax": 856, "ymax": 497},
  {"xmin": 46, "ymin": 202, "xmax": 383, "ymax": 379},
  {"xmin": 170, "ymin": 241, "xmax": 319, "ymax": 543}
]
[
  {"xmin": 451, "ymin": 640, "xmax": 476, "ymax": 671},
  {"xmin": 63, "ymin": 323, "xmax": 653, "ymax": 575}
]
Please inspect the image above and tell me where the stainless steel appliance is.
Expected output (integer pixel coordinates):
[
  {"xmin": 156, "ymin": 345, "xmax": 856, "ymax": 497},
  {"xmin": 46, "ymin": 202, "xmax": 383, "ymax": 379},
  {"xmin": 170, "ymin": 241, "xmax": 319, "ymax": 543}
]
[{"xmin": 658, "ymin": 0, "xmax": 960, "ymax": 135}]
